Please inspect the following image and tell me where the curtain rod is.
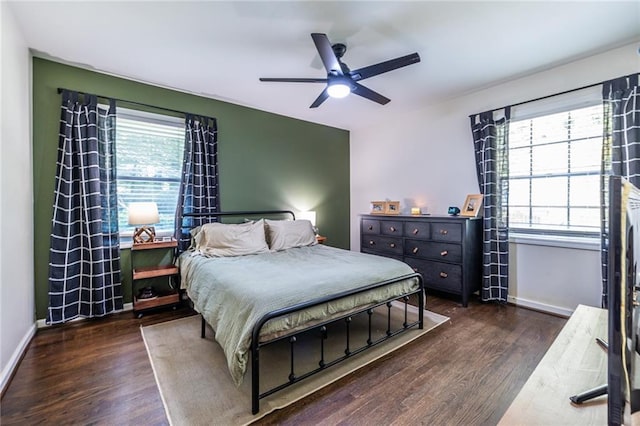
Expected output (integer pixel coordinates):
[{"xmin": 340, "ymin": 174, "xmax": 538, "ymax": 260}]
[
  {"xmin": 468, "ymin": 72, "xmax": 639, "ymax": 119},
  {"xmin": 57, "ymin": 87, "xmax": 196, "ymax": 118}
]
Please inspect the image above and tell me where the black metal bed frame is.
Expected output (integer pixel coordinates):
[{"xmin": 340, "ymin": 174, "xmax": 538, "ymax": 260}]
[{"xmin": 184, "ymin": 210, "xmax": 425, "ymax": 414}]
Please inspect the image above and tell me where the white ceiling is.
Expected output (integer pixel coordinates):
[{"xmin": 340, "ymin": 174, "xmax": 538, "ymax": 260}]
[{"xmin": 8, "ymin": 1, "xmax": 640, "ymax": 131}]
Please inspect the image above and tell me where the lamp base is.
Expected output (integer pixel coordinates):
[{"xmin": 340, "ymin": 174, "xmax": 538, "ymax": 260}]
[{"xmin": 133, "ymin": 226, "xmax": 156, "ymax": 244}]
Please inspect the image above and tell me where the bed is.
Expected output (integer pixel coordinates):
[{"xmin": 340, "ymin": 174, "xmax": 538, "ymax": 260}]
[{"xmin": 178, "ymin": 210, "xmax": 425, "ymax": 414}]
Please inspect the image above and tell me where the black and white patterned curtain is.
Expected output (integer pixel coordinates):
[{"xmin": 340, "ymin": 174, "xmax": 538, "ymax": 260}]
[
  {"xmin": 175, "ymin": 114, "xmax": 220, "ymax": 252},
  {"xmin": 470, "ymin": 109, "xmax": 510, "ymax": 302},
  {"xmin": 600, "ymin": 73, "xmax": 640, "ymax": 308},
  {"xmin": 48, "ymin": 91, "xmax": 123, "ymax": 324}
]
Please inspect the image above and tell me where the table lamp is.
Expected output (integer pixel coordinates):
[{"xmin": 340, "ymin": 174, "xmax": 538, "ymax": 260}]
[{"xmin": 128, "ymin": 202, "xmax": 159, "ymax": 244}]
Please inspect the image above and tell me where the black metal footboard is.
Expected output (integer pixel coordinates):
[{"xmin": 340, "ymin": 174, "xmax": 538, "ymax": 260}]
[{"xmin": 248, "ymin": 272, "xmax": 424, "ymax": 414}]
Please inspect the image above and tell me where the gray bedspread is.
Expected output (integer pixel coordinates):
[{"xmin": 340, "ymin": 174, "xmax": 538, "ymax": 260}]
[{"xmin": 178, "ymin": 244, "xmax": 419, "ymax": 385}]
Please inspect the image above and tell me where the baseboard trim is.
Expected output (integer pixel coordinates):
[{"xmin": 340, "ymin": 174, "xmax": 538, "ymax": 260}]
[
  {"xmin": 35, "ymin": 302, "xmax": 134, "ymax": 329},
  {"xmin": 508, "ymin": 295, "xmax": 573, "ymax": 318},
  {"xmin": 1, "ymin": 323, "xmax": 36, "ymax": 397}
]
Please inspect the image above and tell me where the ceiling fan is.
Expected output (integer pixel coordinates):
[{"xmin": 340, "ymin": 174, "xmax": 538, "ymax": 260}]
[{"xmin": 259, "ymin": 33, "xmax": 421, "ymax": 108}]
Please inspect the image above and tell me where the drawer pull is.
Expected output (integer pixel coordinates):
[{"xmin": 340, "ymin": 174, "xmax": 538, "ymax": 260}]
[
  {"xmin": 369, "ymin": 240, "xmax": 375, "ymax": 246},
  {"xmin": 412, "ymin": 247, "xmax": 419, "ymax": 254},
  {"xmin": 390, "ymin": 243, "xmax": 396, "ymax": 248},
  {"xmin": 368, "ymin": 225, "xmax": 373, "ymax": 231},
  {"xmin": 439, "ymin": 229, "xmax": 448, "ymax": 235},
  {"xmin": 440, "ymin": 250, "xmax": 448, "ymax": 256},
  {"xmin": 439, "ymin": 272, "xmax": 448, "ymax": 278},
  {"xmin": 412, "ymin": 228, "xmax": 419, "ymax": 235},
  {"xmin": 389, "ymin": 226, "xmax": 396, "ymax": 232}
]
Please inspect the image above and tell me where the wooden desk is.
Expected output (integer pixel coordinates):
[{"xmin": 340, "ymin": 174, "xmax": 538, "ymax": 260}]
[{"xmin": 499, "ymin": 304, "xmax": 607, "ymax": 425}]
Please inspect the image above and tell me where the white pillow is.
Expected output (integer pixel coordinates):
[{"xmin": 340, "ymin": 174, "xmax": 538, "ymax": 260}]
[
  {"xmin": 193, "ymin": 219, "xmax": 269, "ymax": 257},
  {"xmin": 265, "ymin": 219, "xmax": 317, "ymax": 251}
]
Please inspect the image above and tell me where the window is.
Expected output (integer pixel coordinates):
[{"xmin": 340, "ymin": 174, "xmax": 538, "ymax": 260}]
[
  {"xmin": 508, "ymin": 88, "xmax": 605, "ymax": 237},
  {"xmin": 115, "ymin": 108, "xmax": 184, "ymax": 238}
]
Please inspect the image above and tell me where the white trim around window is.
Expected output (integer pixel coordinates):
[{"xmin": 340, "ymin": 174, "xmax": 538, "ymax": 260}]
[{"xmin": 509, "ymin": 232, "xmax": 600, "ymax": 251}]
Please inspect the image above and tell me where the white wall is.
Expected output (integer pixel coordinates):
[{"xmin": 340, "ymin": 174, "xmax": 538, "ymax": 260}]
[
  {"xmin": 351, "ymin": 42, "xmax": 640, "ymax": 315},
  {"xmin": 1, "ymin": 3, "xmax": 35, "ymax": 393},
  {"xmin": 508, "ymin": 241, "xmax": 601, "ymax": 315}
]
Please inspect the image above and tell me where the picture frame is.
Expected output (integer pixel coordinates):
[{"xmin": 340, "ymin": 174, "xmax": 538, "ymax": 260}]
[
  {"xmin": 385, "ymin": 201, "xmax": 400, "ymax": 215},
  {"xmin": 461, "ymin": 194, "xmax": 483, "ymax": 217},
  {"xmin": 370, "ymin": 201, "xmax": 386, "ymax": 215}
]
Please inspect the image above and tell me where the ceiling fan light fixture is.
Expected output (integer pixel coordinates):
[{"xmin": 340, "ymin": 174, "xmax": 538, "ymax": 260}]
[
  {"xmin": 259, "ymin": 33, "xmax": 420, "ymax": 108},
  {"xmin": 327, "ymin": 81, "xmax": 351, "ymax": 98}
]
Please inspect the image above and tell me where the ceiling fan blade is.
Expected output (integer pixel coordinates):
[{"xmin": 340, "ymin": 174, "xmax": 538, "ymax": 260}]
[
  {"xmin": 310, "ymin": 88, "xmax": 330, "ymax": 108},
  {"xmin": 311, "ymin": 33, "xmax": 343, "ymax": 75},
  {"xmin": 259, "ymin": 77, "xmax": 328, "ymax": 83},
  {"xmin": 351, "ymin": 83, "xmax": 390, "ymax": 105},
  {"xmin": 349, "ymin": 53, "xmax": 420, "ymax": 81}
]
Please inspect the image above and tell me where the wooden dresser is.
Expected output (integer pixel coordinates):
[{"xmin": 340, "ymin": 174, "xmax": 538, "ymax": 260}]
[{"xmin": 360, "ymin": 214, "xmax": 482, "ymax": 306}]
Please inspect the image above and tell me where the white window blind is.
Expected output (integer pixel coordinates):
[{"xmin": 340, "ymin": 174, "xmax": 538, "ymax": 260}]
[
  {"xmin": 508, "ymin": 87, "xmax": 604, "ymax": 237},
  {"xmin": 115, "ymin": 108, "xmax": 184, "ymax": 238}
]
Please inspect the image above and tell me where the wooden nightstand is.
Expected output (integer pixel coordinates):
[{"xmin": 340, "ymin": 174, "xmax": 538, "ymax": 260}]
[
  {"xmin": 131, "ymin": 238, "xmax": 180, "ymax": 317},
  {"xmin": 316, "ymin": 235, "xmax": 327, "ymax": 244}
]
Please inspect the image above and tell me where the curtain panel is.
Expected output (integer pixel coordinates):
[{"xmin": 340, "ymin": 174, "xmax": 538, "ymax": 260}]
[
  {"xmin": 47, "ymin": 91, "xmax": 123, "ymax": 324},
  {"xmin": 600, "ymin": 73, "xmax": 640, "ymax": 308},
  {"xmin": 470, "ymin": 109, "xmax": 510, "ymax": 302},
  {"xmin": 175, "ymin": 114, "xmax": 220, "ymax": 252}
]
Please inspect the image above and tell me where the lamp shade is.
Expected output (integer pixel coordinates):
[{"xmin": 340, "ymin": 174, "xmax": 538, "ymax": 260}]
[
  {"xmin": 128, "ymin": 202, "xmax": 159, "ymax": 225},
  {"xmin": 298, "ymin": 211, "xmax": 316, "ymax": 227}
]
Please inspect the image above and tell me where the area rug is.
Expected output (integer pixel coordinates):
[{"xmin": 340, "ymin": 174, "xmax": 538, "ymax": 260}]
[{"xmin": 141, "ymin": 304, "xmax": 449, "ymax": 425}]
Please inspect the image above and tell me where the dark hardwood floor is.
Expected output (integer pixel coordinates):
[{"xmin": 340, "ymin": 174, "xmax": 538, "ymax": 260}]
[{"xmin": 1, "ymin": 294, "xmax": 566, "ymax": 425}]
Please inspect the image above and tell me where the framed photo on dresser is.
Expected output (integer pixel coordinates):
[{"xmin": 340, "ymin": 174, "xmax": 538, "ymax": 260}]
[
  {"xmin": 461, "ymin": 194, "xmax": 483, "ymax": 217},
  {"xmin": 370, "ymin": 201, "xmax": 386, "ymax": 214},
  {"xmin": 385, "ymin": 201, "xmax": 400, "ymax": 215}
]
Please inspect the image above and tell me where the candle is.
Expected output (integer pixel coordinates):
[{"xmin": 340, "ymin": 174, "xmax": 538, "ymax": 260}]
[{"xmin": 411, "ymin": 207, "xmax": 421, "ymax": 215}]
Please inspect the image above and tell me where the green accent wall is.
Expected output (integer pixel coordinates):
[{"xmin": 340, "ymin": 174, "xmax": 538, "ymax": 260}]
[{"xmin": 33, "ymin": 58, "xmax": 350, "ymax": 320}]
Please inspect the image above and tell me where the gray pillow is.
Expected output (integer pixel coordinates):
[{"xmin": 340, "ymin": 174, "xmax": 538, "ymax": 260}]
[
  {"xmin": 265, "ymin": 219, "xmax": 317, "ymax": 251},
  {"xmin": 193, "ymin": 219, "xmax": 269, "ymax": 257}
]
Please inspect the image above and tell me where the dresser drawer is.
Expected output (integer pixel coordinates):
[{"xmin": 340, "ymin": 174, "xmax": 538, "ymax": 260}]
[
  {"xmin": 405, "ymin": 258, "xmax": 462, "ymax": 294},
  {"xmin": 431, "ymin": 222, "xmax": 463, "ymax": 243},
  {"xmin": 362, "ymin": 219, "xmax": 380, "ymax": 235},
  {"xmin": 404, "ymin": 240, "xmax": 462, "ymax": 263},
  {"xmin": 380, "ymin": 220, "xmax": 403, "ymax": 236},
  {"xmin": 404, "ymin": 222, "xmax": 430, "ymax": 238},
  {"xmin": 361, "ymin": 235, "xmax": 403, "ymax": 256}
]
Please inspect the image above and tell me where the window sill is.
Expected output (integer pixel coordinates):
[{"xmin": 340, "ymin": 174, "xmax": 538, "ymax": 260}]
[
  {"xmin": 120, "ymin": 231, "xmax": 174, "ymax": 250},
  {"xmin": 509, "ymin": 233, "xmax": 600, "ymax": 251}
]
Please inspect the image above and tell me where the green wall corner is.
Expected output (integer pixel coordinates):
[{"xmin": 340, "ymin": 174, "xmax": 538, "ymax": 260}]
[{"xmin": 33, "ymin": 58, "xmax": 350, "ymax": 319}]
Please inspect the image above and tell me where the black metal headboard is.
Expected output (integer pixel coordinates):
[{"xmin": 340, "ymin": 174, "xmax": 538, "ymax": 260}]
[
  {"xmin": 177, "ymin": 210, "xmax": 296, "ymax": 253},
  {"xmin": 183, "ymin": 210, "xmax": 296, "ymax": 221}
]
